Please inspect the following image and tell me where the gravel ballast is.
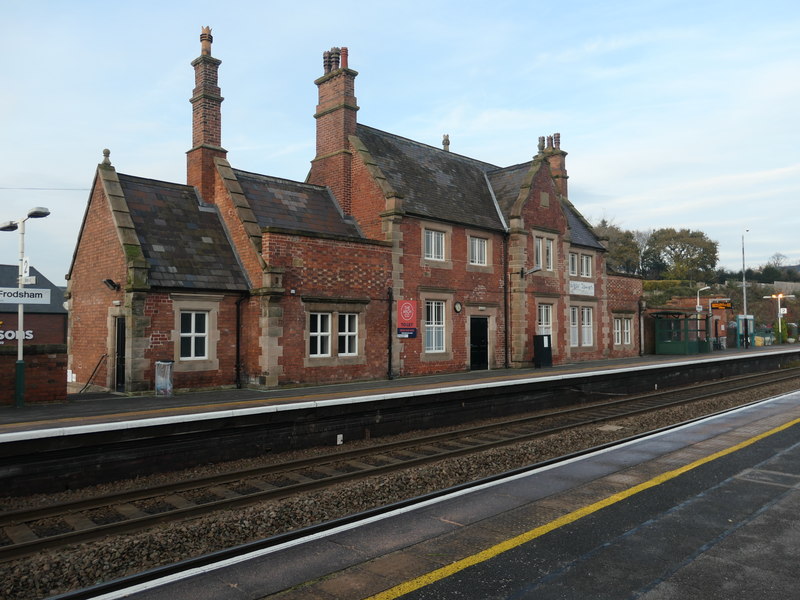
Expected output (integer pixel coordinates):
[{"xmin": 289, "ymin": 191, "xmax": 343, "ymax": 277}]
[{"xmin": 1, "ymin": 383, "xmax": 797, "ymax": 599}]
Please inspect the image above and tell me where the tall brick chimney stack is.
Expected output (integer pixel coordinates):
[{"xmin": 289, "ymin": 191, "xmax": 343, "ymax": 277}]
[
  {"xmin": 187, "ymin": 26, "xmax": 226, "ymax": 203},
  {"xmin": 544, "ymin": 133, "xmax": 568, "ymax": 198},
  {"xmin": 307, "ymin": 46, "xmax": 359, "ymax": 214}
]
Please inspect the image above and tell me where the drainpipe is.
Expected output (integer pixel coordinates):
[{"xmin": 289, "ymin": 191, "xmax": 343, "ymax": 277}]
[
  {"xmin": 387, "ymin": 287, "xmax": 394, "ymax": 380},
  {"xmin": 638, "ymin": 298, "xmax": 646, "ymax": 356},
  {"xmin": 503, "ymin": 231, "xmax": 510, "ymax": 368},
  {"xmin": 235, "ymin": 293, "xmax": 248, "ymax": 388}
]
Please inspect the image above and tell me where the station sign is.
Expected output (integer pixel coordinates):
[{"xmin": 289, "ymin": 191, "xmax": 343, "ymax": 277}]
[
  {"xmin": 0, "ymin": 287, "xmax": 51, "ymax": 304},
  {"xmin": 710, "ymin": 298, "xmax": 732, "ymax": 310},
  {"xmin": 397, "ymin": 299, "xmax": 418, "ymax": 338}
]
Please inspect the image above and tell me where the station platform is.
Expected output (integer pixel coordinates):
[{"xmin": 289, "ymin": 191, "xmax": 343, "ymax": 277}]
[
  {"xmin": 0, "ymin": 346, "xmax": 795, "ymax": 436},
  {"xmin": 97, "ymin": 373, "xmax": 800, "ymax": 599}
]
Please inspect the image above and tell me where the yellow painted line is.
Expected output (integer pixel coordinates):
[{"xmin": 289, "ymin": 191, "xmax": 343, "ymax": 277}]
[{"xmin": 365, "ymin": 415, "xmax": 800, "ymax": 600}]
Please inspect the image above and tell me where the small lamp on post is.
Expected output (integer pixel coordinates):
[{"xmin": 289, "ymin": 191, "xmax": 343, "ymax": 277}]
[
  {"xmin": 763, "ymin": 293, "xmax": 795, "ymax": 344},
  {"xmin": 696, "ymin": 286, "xmax": 711, "ymax": 345},
  {"xmin": 0, "ymin": 206, "xmax": 51, "ymax": 408}
]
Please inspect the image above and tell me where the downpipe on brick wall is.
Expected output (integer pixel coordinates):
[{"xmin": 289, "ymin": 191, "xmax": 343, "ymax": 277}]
[{"xmin": 235, "ymin": 293, "xmax": 249, "ymax": 388}]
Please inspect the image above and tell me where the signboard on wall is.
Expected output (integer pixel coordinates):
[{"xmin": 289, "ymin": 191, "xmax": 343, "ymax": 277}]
[
  {"xmin": 569, "ymin": 281, "xmax": 595, "ymax": 296},
  {"xmin": 397, "ymin": 299, "xmax": 418, "ymax": 338},
  {"xmin": 0, "ymin": 288, "xmax": 51, "ymax": 304}
]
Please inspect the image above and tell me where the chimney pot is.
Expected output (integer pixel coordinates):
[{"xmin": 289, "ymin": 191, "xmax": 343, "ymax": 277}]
[{"xmin": 200, "ymin": 26, "xmax": 213, "ymax": 56}]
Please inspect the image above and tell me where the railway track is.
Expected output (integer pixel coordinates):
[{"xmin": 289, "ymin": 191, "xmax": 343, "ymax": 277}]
[{"xmin": 2, "ymin": 367, "xmax": 798, "ymax": 563}]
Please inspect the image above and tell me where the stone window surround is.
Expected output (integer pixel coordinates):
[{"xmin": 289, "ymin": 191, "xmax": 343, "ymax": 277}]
[
  {"xmin": 532, "ymin": 230, "xmax": 557, "ymax": 275},
  {"xmin": 569, "ymin": 299, "xmax": 597, "ymax": 350},
  {"xmin": 170, "ymin": 293, "xmax": 222, "ymax": 373},
  {"xmin": 614, "ymin": 314, "xmax": 635, "ymax": 346},
  {"xmin": 466, "ymin": 229, "xmax": 494, "ymax": 273},
  {"xmin": 419, "ymin": 220, "xmax": 453, "ymax": 270},
  {"xmin": 419, "ymin": 288, "xmax": 454, "ymax": 362},
  {"xmin": 302, "ymin": 298, "xmax": 368, "ymax": 368}
]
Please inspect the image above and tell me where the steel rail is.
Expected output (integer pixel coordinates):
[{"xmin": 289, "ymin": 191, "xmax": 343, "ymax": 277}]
[{"xmin": 2, "ymin": 368, "xmax": 798, "ymax": 563}]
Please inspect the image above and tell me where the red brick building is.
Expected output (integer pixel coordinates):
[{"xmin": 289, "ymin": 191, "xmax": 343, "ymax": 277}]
[
  {"xmin": 0, "ymin": 265, "xmax": 67, "ymax": 404},
  {"xmin": 66, "ymin": 30, "xmax": 643, "ymax": 394}
]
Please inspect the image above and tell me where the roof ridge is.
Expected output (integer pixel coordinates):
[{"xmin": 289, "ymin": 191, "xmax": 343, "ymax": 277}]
[
  {"xmin": 231, "ymin": 168, "xmax": 329, "ymax": 191},
  {"xmin": 357, "ymin": 124, "xmax": 501, "ymax": 170},
  {"xmin": 116, "ymin": 172, "xmax": 194, "ymax": 190}
]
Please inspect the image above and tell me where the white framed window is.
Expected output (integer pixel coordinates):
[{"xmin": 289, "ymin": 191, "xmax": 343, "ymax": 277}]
[
  {"xmin": 425, "ymin": 300, "xmax": 445, "ymax": 353},
  {"xmin": 180, "ymin": 311, "xmax": 208, "ymax": 360},
  {"xmin": 614, "ymin": 316, "xmax": 633, "ymax": 346},
  {"xmin": 424, "ymin": 229, "xmax": 445, "ymax": 261},
  {"xmin": 337, "ymin": 313, "xmax": 358, "ymax": 356},
  {"xmin": 537, "ymin": 303, "xmax": 552, "ymax": 337},
  {"xmin": 545, "ymin": 238, "xmax": 554, "ymax": 271},
  {"xmin": 309, "ymin": 312, "xmax": 331, "ymax": 357},
  {"xmin": 580, "ymin": 254, "xmax": 593, "ymax": 277},
  {"xmin": 469, "ymin": 236, "xmax": 487, "ymax": 266},
  {"xmin": 304, "ymin": 301, "xmax": 367, "ymax": 365},
  {"xmin": 570, "ymin": 307, "xmax": 580, "ymax": 347},
  {"xmin": 171, "ymin": 294, "xmax": 222, "ymax": 373},
  {"xmin": 581, "ymin": 306, "xmax": 593, "ymax": 346},
  {"xmin": 569, "ymin": 252, "xmax": 578, "ymax": 276},
  {"xmin": 534, "ymin": 236, "xmax": 543, "ymax": 269}
]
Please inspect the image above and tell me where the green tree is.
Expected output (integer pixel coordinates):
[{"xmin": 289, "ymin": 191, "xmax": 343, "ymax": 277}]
[
  {"xmin": 645, "ymin": 228, "xmax": 719, "ymax": 281},
  {"xmin": 593, "ymin": 219, "xmax": 640, "ymax": 274}
]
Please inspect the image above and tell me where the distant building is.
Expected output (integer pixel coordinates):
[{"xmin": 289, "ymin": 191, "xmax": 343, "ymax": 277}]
[
  {"xmin": 0, "ymin": 265, "xmax": 66, "ymax": 346},
  {"xmin": 66, "ymin": 30, "xmax": 643, "ymax": 394},
  {"xmin": 0, "ymin": 265, "xmax": 67, "ymax": 404}
]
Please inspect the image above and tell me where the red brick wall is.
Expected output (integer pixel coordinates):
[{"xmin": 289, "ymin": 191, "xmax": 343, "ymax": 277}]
[
  {"xmin": 262, "ymin": 231, "xmax": 392, "ymax": 385},
  {"xmin": 0, "ymin": 345, "xmax": 67, "ymax": 405},
  {"xmin": 138, "ymin": 292, "xmax": 243, "ymax": 390},
  {"xmin": 349, "ymin": 146, "xmax": 392, "ymax": 240},
  {"xmin": 606, "ymin": 274, "xmax": 643, "ymax": 359},
  {"xmin": 395, "ymin": 219, "xmax": 507, "ymax": 376},
  {"xmin": 67, "ymin": 177, "xmax": 128, "ymax": 389}
]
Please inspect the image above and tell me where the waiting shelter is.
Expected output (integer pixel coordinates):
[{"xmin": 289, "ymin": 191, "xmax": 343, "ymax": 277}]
[{"xmin": 651, "ymin": 310, "xmax": 711, "ymax": 355}]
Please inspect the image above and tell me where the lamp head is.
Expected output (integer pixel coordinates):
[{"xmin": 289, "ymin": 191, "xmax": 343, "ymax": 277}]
[
  {"xmin": 0, "ymin": 221, "xmax": 18, "ymax": 232},
  {"xmin": 27, "ymin": 207, "xmax": 50, "ymax": 219}
]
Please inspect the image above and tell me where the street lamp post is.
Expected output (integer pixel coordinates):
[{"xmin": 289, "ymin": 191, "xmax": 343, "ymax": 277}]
[
  {"xmin": 742, "ymin": 230, "xmax": 749, "ymax": 348},
  {"xmin": 696, "ymin": 286, "xmax": 711, "ymax": 312},
  {"xmin": 696, "ymin": 286, "xmax": 711, "ymax": 346},
  {"xmin": 763, "ymin": 293, "xmax": 795, "ymax": 344},
  {"xmin": 0, "ymin": 207, "xmax": 50, "ymax": 408}
]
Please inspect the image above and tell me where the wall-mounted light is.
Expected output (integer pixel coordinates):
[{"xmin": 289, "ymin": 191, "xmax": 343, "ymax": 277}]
[
  {"xmin": 103, "ymin": 279, "xmax": 121, "ymax": 292},
  {"xmin": 520, "ymin": 266, "xmax": 542, "ymax": 278}
]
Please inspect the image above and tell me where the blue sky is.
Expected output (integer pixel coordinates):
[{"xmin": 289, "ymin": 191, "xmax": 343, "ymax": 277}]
[{"xmin": 3, "ymin": 0, "xmax": 800, "ymax": 285}]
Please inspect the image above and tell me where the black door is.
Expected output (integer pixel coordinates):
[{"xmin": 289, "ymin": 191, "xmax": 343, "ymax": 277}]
[
  {"xmin": 470, "ymin": 317, "xmax": 489, "ymax": 370},
  {"xmin": 115, "ymin": 317, "xmax": 126, "ymax": 392}
]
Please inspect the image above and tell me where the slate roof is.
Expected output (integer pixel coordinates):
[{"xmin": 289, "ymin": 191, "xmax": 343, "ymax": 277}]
[
  {"xmin": 118, "ymin": 174, "xmax": 249, "ymax": 291},
  {"xmin": 487, "ymin": 162, "xmax": 531, "ymax": 221},
  {"xmin": 356, "ymin": 125, "xmax": 506, "ymax": 232},
  {"xmin": 234, "ymin": 170, "xmax": 363, "ymax": 238},
  {"xmin": 0, "ymin": 265, "xmax": 66, "ymax": 313},
  {"xmin": 563, "ymin": 200, "xmax": 606, "ymax": 251}
]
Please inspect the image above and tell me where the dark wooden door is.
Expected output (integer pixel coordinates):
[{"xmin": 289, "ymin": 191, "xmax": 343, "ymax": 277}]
[
  {"xmin": 470, "ymin": 317, "xmax": 488, "ymax": 370},
  {"xmin": 115, "ymin": 317, "xmax": 126, "ymax": 392}
]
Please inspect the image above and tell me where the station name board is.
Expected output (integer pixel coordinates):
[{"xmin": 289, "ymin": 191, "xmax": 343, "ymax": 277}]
[{"xmin": 0, "ymin": 287, "xmax": 51, "ymax": 304}]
